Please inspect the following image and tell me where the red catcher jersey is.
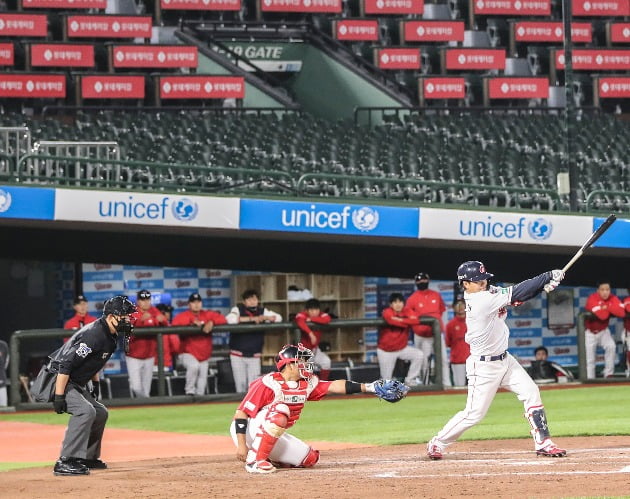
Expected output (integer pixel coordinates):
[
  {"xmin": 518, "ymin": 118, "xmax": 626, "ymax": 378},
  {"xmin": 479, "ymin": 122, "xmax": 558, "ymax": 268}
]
[{"xmin": 237, "ymin": 372, "xmax": 331, "ymax": 427}]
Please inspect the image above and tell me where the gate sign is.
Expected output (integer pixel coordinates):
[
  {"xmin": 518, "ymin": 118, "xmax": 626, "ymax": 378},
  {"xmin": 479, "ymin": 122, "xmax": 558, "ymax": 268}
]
[
  {"xmin": 488, "ymin": 77, "xmax": 549, "ymax": 99},
  {"xmin": 421, "ymin": 77, "xmax": 466, "ymax": 99},
  {"xmin": 67, "ymin": 16, "xmax": 152, "ymax": 38},
  {"xmin": 445, "ymin": 49, "xmax": 506, "ymax": 70},
  {"xmin": 113, "ymin": 45, "xmax": 198, "ymax": 68},
  {"xmin": 573, "ymin": 0, "xmax": 629, "ymax": 16},
  {"xmin": 22, "ymin": 0, "xmax": 106, "ymax": 8},
  {"xmin": 513, "ymin": 22, "xmax": 592, "ymax": 43},
  {"xmin": 609, "ymin": 23, "xmax": 630, "ymax": 43},
  {"xmin": 0, "ymin": 43, "xmax": 14, "ymax": 66},
  {"xmin": 31, "ymin": 44, "xmax": 94, "ymax": 67},
  {"xmin": 81, "ymin": 75, "xmax": 145, "ymax": 99},
  {"xmin": 335, "ymin": 19, "xmax": 379, "ymax": 41},
  {"xmin": 473, "ymin": 0, "xmax": 550, "ymax": 15},
  {"xmin": 403, "ymin": 21, "xmax": 465, "ymax": 42},
  {"xmin": 161, "ymin": 0, "xmax": 240, "ymax": 9},
  {"xmin": 376, "ymin": 48, "xmax": 421, "ymax": 69},
  {"xmin": 364, "ymin": 0, "xmax": 423, "ymax": 14},
  {"xmin": 260, "ymin": 0, "xmax": 342, "ymax": 13},
  {"xmin": 0, "ymin": 13, "xmax": 48, "ymax": 37},
  {"xmin": 160, "ymin": 76, "xmax": 245, "ymax": 99},
  {"xmin": 556, "ymin": 49, "xmax": 630, "ymax": 70},
  {"xmin": 598, "ymin": 77, "xmax": 630, "ymax": 97},
  {"xmin": 0, "ymin": 74, "xmax": 65, "ymax": 97}
]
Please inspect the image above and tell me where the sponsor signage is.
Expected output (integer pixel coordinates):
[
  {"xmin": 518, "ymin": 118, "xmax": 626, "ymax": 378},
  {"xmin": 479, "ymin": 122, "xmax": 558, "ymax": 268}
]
[
  {"xmin": 335, "ymin": 19, "xmax": 379, "ymax": 41},
  {"xmin": 23, "ymin": 0, "xmax": 106, "ymax": 8},
  {"xmin": 30, "ymin": 43, "xmax": 94, "ymax": 67},
  {"xmin": 161, "ymin": 0, "xmax": 240, "ymax": 9},
  {"xmin": 0, "ymin": 43, "xmax": 14, "ymax": 66},
  {"xmin": 239, "ymin": 199, "xmax": 420, "ymax": 238},
  {"xmin": 364, "ymin": 0, "xmax": 423, "ymax": 14},
  {"xmin": 609, "ymin": 23, "xmax": 630, "ymax": 43},
  {"xmin": 159, "ymin": 76, "xmax": 244, "ymax": 99},
  {"xmin": 418, "ymin": 208, "xmax": 595, "ymax": 246},
  {"xmin": 445, "ymin": 49, "xmax": 506, "ymax": 70},
  {"xmin": 555, "ymin": 49, "xmax": 630, "ymax": 70},
  {"xmin": 421, "ymin": 77, "xmax": 466, "ymax": 99},
  {"xmin": 113, "ymin": 45, "xmax": 198, "ymax": 68},
  {"xmin": 54, "ymin": 189, "xmax": 240, "ymax": 229},
  {"xmin": 487, "ymin": 77, "xmax": 549, "ymax": 99},
  {"xmin": 66, "ymin": 15, "xmax": 152, "ymax": 38},
  {"xmin": 260, "ymin": 0, "xmax": 341, "ymax": 12},
  {"xmin": 598, "ymin": 76, "xmax": 630, "ymax": 97},
  {"xmin": 0, "ymin": 73, "xmax": 65, "ymax": 97},
  {"xmin": 81, "ymin": 75, "xmax": 145, "ymax": 99},
  {"xmin": 0, "ymin": 185, "xmax": 55, "ymax": 220},
  {"xmin": 513, "ymin": 22, "xmax": 592, "ymax": 43},
  {"xmin": 573, "ymin": 0, "xmax": 629, "ymax": 16},
  {"xmin": 403, "ymin": 21, "xmax": 465, "ymax": 42},
  {"xmin": 473, "ymin": 0, "xmax": 550, "ymax": 15},
  {"xmin": 0, "ymin": 13, "xmax": 48, "ymax": 37},
  {"xmin": 376, "ymin": 48, "xmax": 421, "ymax": 69},
  {"xmin": 592, "ymin": 216, "xmax": 630, "ymax": 249}
]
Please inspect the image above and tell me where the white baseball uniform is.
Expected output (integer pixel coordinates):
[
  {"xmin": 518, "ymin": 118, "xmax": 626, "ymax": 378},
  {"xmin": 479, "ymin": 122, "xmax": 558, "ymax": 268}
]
[{"xmin": 429, "ymin": 283, "xmax": 557, "ymax": 453}]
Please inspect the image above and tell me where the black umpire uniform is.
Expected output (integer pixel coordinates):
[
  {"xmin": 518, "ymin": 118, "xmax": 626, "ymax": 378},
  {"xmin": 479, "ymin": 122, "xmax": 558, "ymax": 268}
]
[{"xmin": 50, "ymin": 295, "xmax": 135, "ymax": 476}]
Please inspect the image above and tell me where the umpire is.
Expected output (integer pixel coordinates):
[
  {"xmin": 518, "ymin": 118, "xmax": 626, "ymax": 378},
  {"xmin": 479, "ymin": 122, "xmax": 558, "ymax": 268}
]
[{"xmin": 51, "ymin": 295, "xmax": 136, "ymax": 476}]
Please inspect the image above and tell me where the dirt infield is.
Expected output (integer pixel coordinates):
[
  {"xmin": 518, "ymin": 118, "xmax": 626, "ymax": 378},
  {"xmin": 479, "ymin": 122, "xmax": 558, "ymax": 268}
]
[{"xmin": 1, "ymin": 422, "xmax": 629, "ymax": 499}]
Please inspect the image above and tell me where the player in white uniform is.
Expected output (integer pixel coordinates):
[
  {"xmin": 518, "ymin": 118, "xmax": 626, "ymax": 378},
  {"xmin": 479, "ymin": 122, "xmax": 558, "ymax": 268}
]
[{"xmin": 426, "ymin": 261, "xmax": 567, "ymax": 459}]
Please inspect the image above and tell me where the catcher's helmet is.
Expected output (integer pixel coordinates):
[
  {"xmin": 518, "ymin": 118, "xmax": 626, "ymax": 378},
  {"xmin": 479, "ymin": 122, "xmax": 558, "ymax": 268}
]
[
  {"xmin": 276, "ymin": 343, "xmax": 315, "ymax": 379},
  {"xmin": 102, "ymin": 295, "xmax": 136, "ymax": 317},
  {"xmin": 457, "ymin": 261, "xmax": 494, "ymax": 282}
]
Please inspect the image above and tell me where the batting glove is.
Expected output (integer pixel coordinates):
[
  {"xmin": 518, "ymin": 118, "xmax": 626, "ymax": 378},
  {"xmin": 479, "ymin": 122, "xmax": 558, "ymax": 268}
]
[{"xmin": 550, "ymin": 269, "xmax": 565, "ymax": 282}]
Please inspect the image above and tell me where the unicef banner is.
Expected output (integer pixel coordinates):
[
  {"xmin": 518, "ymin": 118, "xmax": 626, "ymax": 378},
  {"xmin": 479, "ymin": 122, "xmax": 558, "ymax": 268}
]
[
  {"xmin": 0, "ymin": 185, "xmax": 55, "ymax": 220},
  {"xmin": 240, "ymin": 199, "xmax": 419, "ymax": 237},
  {"xmin": 419, "ymin": 208, "xmax": 593, "ymax": 246},
  {"xmin": 592, "ymin": 216, "xmax": 630, "ymax": 249},
  {"xmin": 54, "ymin": 189, "xmax": 239, "ymax": 229}
]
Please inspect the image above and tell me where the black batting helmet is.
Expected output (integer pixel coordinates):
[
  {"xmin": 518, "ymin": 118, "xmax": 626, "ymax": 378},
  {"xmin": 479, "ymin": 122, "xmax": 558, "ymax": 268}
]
[
  {"xmin": 103, "ymin": 295, "xmax": 136, "ymax": 317},
  {"xmin": 275, "ymin": 343, "xmax": 315, "ymax": 379},
  {"xmin": 457, "ymin": 261, "xmax": 494, "ymax": 282}
]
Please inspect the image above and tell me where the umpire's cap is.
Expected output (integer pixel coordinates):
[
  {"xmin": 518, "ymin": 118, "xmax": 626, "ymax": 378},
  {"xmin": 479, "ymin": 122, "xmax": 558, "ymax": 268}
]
[
  {"xmin": 457, "ymin": 261, "xmax": 494, "ymax": 282},
  {"xmin": 103, "ymin": 295, "xmax": 136, "ymax": 317}
]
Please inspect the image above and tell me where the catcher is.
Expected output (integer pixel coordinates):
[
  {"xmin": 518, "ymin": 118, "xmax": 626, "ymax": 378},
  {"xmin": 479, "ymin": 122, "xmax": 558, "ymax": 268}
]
[{"xmin": 230, "ymin": 343, "xmax": 408, "ymax": 473}]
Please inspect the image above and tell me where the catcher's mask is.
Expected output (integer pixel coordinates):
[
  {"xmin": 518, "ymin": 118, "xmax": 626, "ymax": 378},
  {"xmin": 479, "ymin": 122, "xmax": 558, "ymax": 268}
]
[
  {"xmin": 102, "ymin": 295, "xmax": 136, "ymax": 335},
  {"xmin": 276, "ymin": 343, "xmax": 314, "ymax": 380}
]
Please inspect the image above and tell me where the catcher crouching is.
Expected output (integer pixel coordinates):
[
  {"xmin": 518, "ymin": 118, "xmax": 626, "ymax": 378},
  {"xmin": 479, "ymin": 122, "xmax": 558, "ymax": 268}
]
[{"xmin": 230, "ymin": 343, "xmax": 408, "ymax": 473}]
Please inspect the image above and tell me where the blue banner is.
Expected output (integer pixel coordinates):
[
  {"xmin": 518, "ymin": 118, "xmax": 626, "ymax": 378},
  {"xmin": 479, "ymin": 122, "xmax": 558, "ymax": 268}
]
[
  {"xmin": 592, "ymin": 216, "xmax": 630, "ymax": 249},
  {"xmin": 0, "ymin": 185, "xmax": 55, "ymax": 220},
  {"xmin": 240, "ymin": 199, "xmax": 419, "ymax": 238}
]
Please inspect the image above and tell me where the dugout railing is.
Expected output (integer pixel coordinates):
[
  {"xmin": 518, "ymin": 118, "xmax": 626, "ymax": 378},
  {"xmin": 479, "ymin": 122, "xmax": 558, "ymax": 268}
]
[{"xmin": 8, "ymin": 317, "xmax": 442, "ymax": 411}]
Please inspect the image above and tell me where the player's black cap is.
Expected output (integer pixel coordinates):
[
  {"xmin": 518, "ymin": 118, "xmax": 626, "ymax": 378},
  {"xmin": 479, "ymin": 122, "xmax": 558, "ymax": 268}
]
[
  {"xmin": 137, "ymin": 289, "xmax": 151, "ymax": 300},
  {"xmin": 73, "ymin": 294, "xmax": 88, "ymax": 305},
  {"xmin": 188, "ymin": 292, "xmax": 203, "ymax": 302},
  {"xmin": 414, "ymin": 272, "xmax": 430, "ymax": 281}
]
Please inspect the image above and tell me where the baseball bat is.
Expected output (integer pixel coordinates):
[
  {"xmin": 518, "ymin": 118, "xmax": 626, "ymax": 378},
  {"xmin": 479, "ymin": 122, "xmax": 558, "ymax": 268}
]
[{"xmin": 561, "ymin": 213, "xmax": 617, "ymax": 274}]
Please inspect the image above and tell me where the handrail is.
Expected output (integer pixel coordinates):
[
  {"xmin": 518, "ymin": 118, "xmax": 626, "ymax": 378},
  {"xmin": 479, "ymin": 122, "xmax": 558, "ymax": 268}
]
[
  {"xmin": 41, "ymin": 106, "xmax": 303, "ymax": 117},
  {"xmin": 585, "ymin": 189, "xmax": 630, "ymax": 212},
  {"xmin": 296, "ymin": 172, "xmax": 561, "ymax": 208},
  {"xmin": 9, "ymin": 317, "xmax": 441, "ymax": 409}
]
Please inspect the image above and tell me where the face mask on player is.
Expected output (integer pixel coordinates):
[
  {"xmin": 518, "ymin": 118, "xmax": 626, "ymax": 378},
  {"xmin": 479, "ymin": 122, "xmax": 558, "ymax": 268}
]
[
  {"xmin": 113, "ymin": 316, "xmax": 133, "ymax": 335},
  {"xmin": 416, "ymin": 282, "xmax": 429, "ymax": 291}
]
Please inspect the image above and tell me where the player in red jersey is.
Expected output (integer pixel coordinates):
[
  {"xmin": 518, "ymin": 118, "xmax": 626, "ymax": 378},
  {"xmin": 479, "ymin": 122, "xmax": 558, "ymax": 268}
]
[
  {"xmin": 230, "ymin": 343, "xmax": 406, "ymax": 474},
  {"xmin": 293, "ymin": 298, "xmax": 332, "ymax": 380},
  {"xmin": 64, "ymin": 295, "xmax": 97, "ymax": 331},
  {"xmin": 444, "ymin": 298, "xmax": 470, "ymax": 387},
  {"xmin": 624, "ymin": 290, "xmax": 630, "ymax": 376}
]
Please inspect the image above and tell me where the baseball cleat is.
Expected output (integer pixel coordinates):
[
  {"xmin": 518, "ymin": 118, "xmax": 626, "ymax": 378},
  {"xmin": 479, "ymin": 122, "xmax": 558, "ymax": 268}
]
[
  {"xmin": 53, "ymin": 458, "xmax": 90, "ymax": 476},
  {"xmin": 76, "ymin": 458, "xmax": 108, "ymax": 469},
  {"xmin": 536, "ymin": 443, "xmax": 567, "ymax": 457},
  {"xmin": 245, "ymin": 460, "xmax": 277, "ymax": 474},
  {"xmin": 426, "ymin": 438, "xmax": 444, "ymax": 460}
]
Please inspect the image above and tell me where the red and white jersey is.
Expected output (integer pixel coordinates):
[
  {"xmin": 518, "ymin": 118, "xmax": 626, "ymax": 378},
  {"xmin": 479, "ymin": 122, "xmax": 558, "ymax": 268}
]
[
  {"xmin": 464, "ymin": 285, "xmax": 512, "ymax": 357},
  {"xmin": 64, "ymin": 313, "xmax": 98, "ymax": 330},
  {"xmin": 404, "ymin": 289, "xmax": 446, "ymax": 337},
  {"xmin": 237, "ymin": 372, "xmax": 331, "ymax": 428},
  {"xmin": 294, "ymin": 310, "xmax": 331, "ymax": 349},
  {"xmin": 445, "ymin": 315, "xmax": 470, "ymax": 364},
  {"xmin": 378, "ymin": 307, "xmax": 418, "ymax": 352},
  {"xmin": 584, "ymin": 292, "xmax": 625, "ymax": 333},
  {"xmin": 624, "ymin": 296, "xmax": 630, "ymax": 331}
]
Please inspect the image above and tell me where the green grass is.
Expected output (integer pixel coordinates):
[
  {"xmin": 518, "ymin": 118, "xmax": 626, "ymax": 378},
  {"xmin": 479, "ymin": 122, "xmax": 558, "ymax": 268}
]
[
  {"xmin": 0, "ymin": 462, "xmax": 52, "ymax": 472},
  {"xmin": 1, "ymin": 386, "xmax": 629, "ymax": 445}
]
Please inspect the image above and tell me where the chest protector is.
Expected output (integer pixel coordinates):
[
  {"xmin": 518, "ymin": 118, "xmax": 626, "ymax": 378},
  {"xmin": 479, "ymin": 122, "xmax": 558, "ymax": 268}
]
[{"xmin": 263, "ymin": 372, "xmax": 317, "ymax": 427}]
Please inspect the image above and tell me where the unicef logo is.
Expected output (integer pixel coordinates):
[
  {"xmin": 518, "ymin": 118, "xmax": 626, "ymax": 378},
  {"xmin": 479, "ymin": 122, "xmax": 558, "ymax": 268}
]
[
  {"xmin": 351, "ymin": 207, "xmax": 379, "ymax": 232},
  {"xmin": 0, "ymin": 189, "xmax": 12, "ymax": 213},
  {"xmin": 172, "ymin": 198, "xmax": 198, "ymax": 221},
  {"xmin": 527, "ymin": 218, "xmax": 552, "ymax": 240}
]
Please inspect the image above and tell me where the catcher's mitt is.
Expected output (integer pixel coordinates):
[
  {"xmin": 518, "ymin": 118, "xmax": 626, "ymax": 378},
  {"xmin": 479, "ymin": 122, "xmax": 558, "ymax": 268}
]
[{"xmin": 373, "ymin": 379, "xmax": 409, "ymax": 403}]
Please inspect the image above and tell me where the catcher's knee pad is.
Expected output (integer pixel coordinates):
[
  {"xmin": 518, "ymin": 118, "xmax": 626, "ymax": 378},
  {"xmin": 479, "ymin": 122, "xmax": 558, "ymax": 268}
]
[
  {"xmin": 299, "ymin": 447, "xmax": 320, "ymax": 468},
  {"xmin": 263, "ymin": 406, "xmax": 289, "ymax": 438}
]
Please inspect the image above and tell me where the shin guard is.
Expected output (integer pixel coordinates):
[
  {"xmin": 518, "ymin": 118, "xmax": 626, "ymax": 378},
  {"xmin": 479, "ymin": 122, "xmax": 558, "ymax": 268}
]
[{"xmin": 525, "ymin": 406, "xmax": 551, "ymax": 447}]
